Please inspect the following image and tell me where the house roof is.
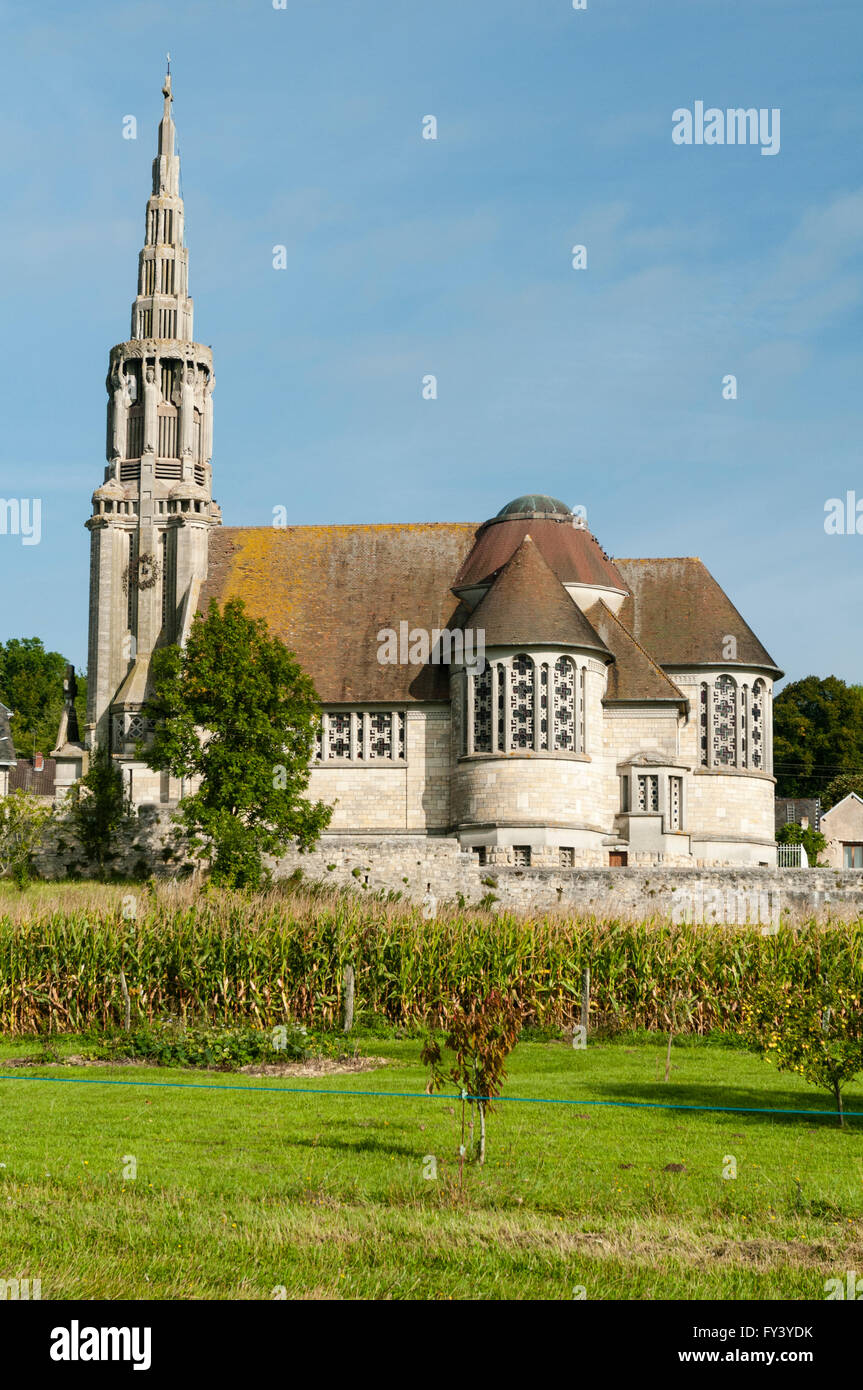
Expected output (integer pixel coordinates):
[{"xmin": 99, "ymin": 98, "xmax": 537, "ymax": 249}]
[
  {"xmin": 9, "ymin": 757, "xmax": 55, "ymax": 797},
  {"xmin": 774, "ymin": 796, "xmax": 821, "ymax": 831},
  {"xmin": 821, "ymin": 793, "xmax": 863, "ymax": 822},
  {"xmin": 462, "ymin": 538, "xmax": 612, "ymax": 656},
  {"xmin": 614, "ymin": 558, "xmax": 782, "ymax": 674},
  {"xmin": 585, "ymin": 601, "xmax": 685, "ymax": 703}
]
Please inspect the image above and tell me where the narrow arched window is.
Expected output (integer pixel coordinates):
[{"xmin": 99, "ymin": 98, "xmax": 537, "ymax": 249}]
[
  {"xmin": 473, "ymin": 666, "xmax": 492, "ymax": 752},
  {"xmin": 750, "ymin": 680, "xmax": 765, "ymax": 770},
  {"xmin": 496, "ymin": 663, "xmax": 506, "ymax": 751},
  {"xmin": 510, "ymin": 654, "xmax": 534, "ymax": 749},
  {"xmin": 553, "ymin": 656, "xmax": 576, "ymax": 751},
  {"xmin": 539, "ymin": 663, "xmax": 550, "ymax": 750},
  {"xmin": 712, "ymin": 674, "xmax": 737, "ymax": 767}
]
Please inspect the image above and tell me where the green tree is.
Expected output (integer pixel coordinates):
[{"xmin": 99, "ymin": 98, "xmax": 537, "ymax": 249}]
[
  {"xmin": 776, "ymin": 820, "xmax": 827, "ymax": 866},
  {"xmin": 0, "ymin": 791, "xmax": 52, "ymax": 888},
  {"xmin": 0, "ymin": 638, "xmax": 66, "ymax": 756},
  {"xmin": 742, "ymin": 972, "xmax": 863, "ymax": 1126},
  {"xmin": 67, "ymin": 742, "xmax": 131, "ymax": 878},
  {"xmin": 773, "ymin": 676, "xmax": 863, "ymax": 798},
  {"xmin": 143, "ymin": 598, "xmax": 332, "ymax": 888},
  {"xmin": 821, "ymin": 773, "xmax": 863, "ymax": 811}
]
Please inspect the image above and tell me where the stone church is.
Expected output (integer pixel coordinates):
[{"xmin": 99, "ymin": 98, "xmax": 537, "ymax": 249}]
[{"xmin": 65, "ymin": 74, "xmax": 783, "ymax": 869}]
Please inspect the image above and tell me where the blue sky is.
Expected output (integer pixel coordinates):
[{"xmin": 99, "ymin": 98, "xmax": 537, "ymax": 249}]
[{"xmin": 1, "ymin": 0, "xmax": 861, "ymax": 684}]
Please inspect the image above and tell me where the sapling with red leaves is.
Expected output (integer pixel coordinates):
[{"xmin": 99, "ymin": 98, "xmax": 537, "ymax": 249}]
[{"xmin": 421, "ymin": 990, "xmax": 522, "ymax": 1165}]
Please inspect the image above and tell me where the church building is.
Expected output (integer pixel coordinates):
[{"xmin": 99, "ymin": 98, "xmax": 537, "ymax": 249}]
[{"xmin": 73, "ymin": 74, "xmax": 782, "ymax": 869}]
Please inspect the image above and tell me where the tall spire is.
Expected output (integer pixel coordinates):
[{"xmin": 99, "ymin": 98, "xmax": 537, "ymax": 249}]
[{"xmin": 129, "ymin": 64, "xmax": 193, "ymax": 341}]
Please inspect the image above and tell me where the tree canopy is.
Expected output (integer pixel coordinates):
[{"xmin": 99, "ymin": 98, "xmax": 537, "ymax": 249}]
[
  {"xmin": 772, "ymin": 676, "xmax": 863, "ymax": 799},
  {"xmin": 143, "ymin": 598, "xmax": 332, "ymax": 887},
  {"xmin": 0, "ymin": 638, "xmax": 87, "ymax": 757}
]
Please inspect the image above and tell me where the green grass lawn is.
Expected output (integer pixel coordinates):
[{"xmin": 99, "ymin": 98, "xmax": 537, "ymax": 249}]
[{"xmin": 0, "ymin": 1034, "xmax": 861, "ymax": 1300}]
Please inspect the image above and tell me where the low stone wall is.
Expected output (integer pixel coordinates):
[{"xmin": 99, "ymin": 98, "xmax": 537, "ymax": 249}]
[
  {"xmin": 32, "ymin": 808, "xmax": 181, "ymax": 882},
  {"xmin": 26, "ymin": 817, "xmax": 863, "ymax": 922},
  {"xmin": 274, "ymin": 835, "xmax": 863, "ymax": 922}
]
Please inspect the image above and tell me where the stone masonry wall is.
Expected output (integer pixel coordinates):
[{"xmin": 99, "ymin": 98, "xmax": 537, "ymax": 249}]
[{"xmin": 274, "ymin": 835, "xmax": 863, "ymax": 922}]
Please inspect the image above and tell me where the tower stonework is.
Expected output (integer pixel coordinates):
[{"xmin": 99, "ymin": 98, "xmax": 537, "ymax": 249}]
[{"xmin": 86, "ymin": 71, "xmax": 220, "ymax": 802}]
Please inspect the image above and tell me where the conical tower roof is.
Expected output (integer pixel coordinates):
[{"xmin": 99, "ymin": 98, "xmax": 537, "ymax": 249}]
[{"xmin": 462, "ymin": 536, "xmax": 612, "ymax": 657}]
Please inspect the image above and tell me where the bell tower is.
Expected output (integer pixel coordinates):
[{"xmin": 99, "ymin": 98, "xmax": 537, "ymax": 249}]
[{"xmin": 86, "ymin": 67, "xmax": 220, "ymax": 780}]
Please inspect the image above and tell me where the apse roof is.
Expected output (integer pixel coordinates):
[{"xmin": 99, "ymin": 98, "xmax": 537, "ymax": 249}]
[{"xmin": 462, "ymin": 538, "xmax": 612, "ymax": 656}]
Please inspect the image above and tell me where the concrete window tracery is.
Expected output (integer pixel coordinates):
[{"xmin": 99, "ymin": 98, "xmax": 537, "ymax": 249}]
[
  {"xmin": 510, "ymin": 654, "xmax": 534, "ymax": 749},
  {"xmin": 462, "ymin": 653, "xmax": 588, "ymax": 757}
]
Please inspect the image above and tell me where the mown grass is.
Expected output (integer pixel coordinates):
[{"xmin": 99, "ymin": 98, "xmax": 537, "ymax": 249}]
[{"xmin": 1, "ymin": 1036, "xmax": 861, "ymax": 1300}]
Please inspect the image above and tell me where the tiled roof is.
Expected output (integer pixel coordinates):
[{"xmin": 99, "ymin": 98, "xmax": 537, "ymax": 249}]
[
  {"xmin": 8, "ymin": 757, "xmax": 55, "ymax": 797},
  {"xmin": 585, "ymin": 601, "xmax": 685, "ymax": 703},
  {"xmin": 453, "ymin": 517, "xmax": 627, "ymax": 594},
  {"xmin": 199, "ymin": 524, "xmax": 476, "ymax": 703},
  {"xmin": 614, "ymin": 558, "xmax": 781, "ymax": 674},
  {"xmin": 198, "ymin": 527, "xmax": 780, "ymax": 706},
  {"xmin": 775, "ymin": 797, "xmax": 821, "ymax": 831},
  {"xmin": 463, "ymin": 538, "xmax": 612, "ymax": 656}
]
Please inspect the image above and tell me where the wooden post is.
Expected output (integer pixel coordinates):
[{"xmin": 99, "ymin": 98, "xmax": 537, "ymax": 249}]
[
  {"xmin": 118, "ymin": 971, "xmax": 131, "ymax": 1032},
  {"xmin": 580, "ymin": 967, "xmax": 590, "ymax": 1035},
  {"xmin": 342, "ymin": 964, "xmax": 355, "ymax": 1034}
]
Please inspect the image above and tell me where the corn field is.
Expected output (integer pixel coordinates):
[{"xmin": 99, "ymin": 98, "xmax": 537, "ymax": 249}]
[{"xmin": 0, "ymin": 887, "xmax": 860, "ymax": 1036}]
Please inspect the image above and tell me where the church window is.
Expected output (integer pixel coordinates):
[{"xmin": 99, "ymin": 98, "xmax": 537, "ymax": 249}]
[
  {"xmin": 126, "ymin": 714, "xmax": 145, "ymax": 744},
  {"xmin": 369, "ymin": 712, "xmax": 393, "ymax": 759},
  {"xmin": 126, "ymin": 532, "xmax": 138, "ymax": 632},
  {"xmin": 512, "ymin": 845, "xmax": 531, "ymax": 867},
  {"xmin": 510, "ymin": 655, "xmax": 534, "ymax": 749},
  {"xmin": 473, "ymin": 667, "xmax": 492, "ymax": 752},
  {"xmin": 553, "ymin": 656, "xmax": 575, "ymax": 751},
  {"xmin": 158, "ymin": 413, "xmax": 178, "ymax": 458},
  {"xmin": 750, "ymin": 680, "xmax": 764, "ymax": 770},
  {"xmin": 669, "ymin": 776, "xmax": 682, "ymax": 831},
  {"xmin": 127, "ymin": 412, "xmax": 144, "ymax": 459},
  {"xmin": 539, "ymin": 664, "xmax": 549, "ymax": 750},
  {"xmin": 327, "ymin": 714, "xmax": 351, "ymax": 759},
  {"xmin": 636, "ymin": 774, "xmax": 659, "ymax": 812},
  {"xmin": 317, "ymin": 712, "xmax": 405, "ymax": 762},
  {"xmin": 712, "ymin": 674, "xmax": 737, "ymax": 767},
  {"xmin": 496, "ymin": 663, "xmax": 506, "ymax": 751}
]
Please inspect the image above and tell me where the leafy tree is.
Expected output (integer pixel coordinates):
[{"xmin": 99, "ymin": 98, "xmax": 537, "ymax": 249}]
[
  {"xmin": 67, "ymin": 742, "xmax": 131, "ymax": 878},
  {"xmin": 0, "ymin": 791, "xmax": 52, "ymax": 888},
  {"xmin": 0, "ymin": 638, "xmax": 65, "ymax": 756},
  {"xmin": 0, "ymin": 640, "xmax": 87, "ymax": 757},
  {"xmin": 776, "ymin": 820, "xmax": 827, "ymax": 866},
  {"xmin": 143, "ymin": 598, "xmax": 332, "ymax": 888},
  {"xmin": 421, "ymin": 991, "xmax": 522, "ymax": 1165},
  {"xmin": 821, "ymin": 773, "xmax": 863, "ymax": 811},
  {"xmin": 742, "ymin": 973, "xmax": 863, "ymax": 1126},
  {"xmin": 773, "ymin": 676, "xmax": 863, "ymax": 798}
]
